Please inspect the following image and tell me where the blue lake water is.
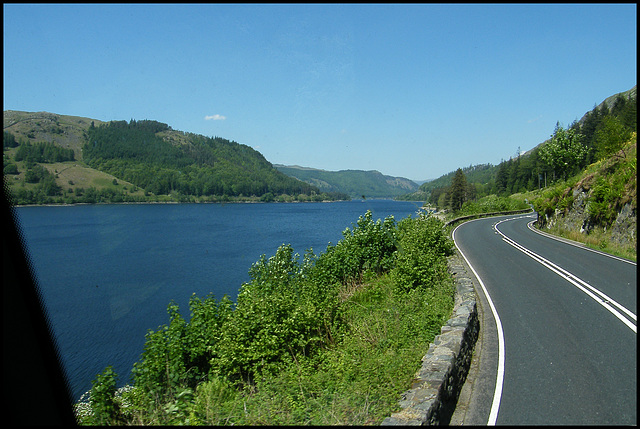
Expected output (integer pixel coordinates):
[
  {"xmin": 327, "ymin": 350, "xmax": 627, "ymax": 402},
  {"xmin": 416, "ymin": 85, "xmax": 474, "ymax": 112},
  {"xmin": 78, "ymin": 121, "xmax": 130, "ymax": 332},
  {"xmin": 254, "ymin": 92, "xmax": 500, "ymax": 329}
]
[{"xmin": 14, "ymin": 199, "xmax": 424, "ymax": 400}]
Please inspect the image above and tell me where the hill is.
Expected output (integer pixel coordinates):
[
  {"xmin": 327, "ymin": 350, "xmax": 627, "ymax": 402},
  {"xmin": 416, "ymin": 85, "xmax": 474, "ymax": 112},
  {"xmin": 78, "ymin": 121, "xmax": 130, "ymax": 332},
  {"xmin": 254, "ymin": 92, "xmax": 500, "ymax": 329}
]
[
  {"xmin": 407, "ymin": 85, "xmax": 637, "ymax": 205},
  {"xmin": 525, "ymin": 132, "xmax": 636, "ymax": 260},
  {"xmin": 3, "ymin": 111, "xmax": 349, "ymax": 205},
  {"xmin": 274, "ymin": 164, "xmax": 419, "ymax": 198}
]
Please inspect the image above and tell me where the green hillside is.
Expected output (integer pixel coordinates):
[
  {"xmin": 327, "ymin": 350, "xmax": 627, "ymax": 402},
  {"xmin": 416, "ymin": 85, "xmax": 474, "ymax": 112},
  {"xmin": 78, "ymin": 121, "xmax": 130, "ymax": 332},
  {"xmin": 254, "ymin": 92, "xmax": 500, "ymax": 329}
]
[
  {"xmin": 523, "ymin": 132, "xmax": 637, "ymax": 261},
  {"xmin": 410, "ymin": 85, "xmax": 637, "ymax": 207},
  {"xmin": 401, "ymin": 85, "xmax": 636, "ymax": 261},
  {"xmin": 274, "ymin": 164, "xmax": 419, "ymax": 198},
  {"xmin": 3, "ymin": 112, "xmax": 349, "ymax": 205}
]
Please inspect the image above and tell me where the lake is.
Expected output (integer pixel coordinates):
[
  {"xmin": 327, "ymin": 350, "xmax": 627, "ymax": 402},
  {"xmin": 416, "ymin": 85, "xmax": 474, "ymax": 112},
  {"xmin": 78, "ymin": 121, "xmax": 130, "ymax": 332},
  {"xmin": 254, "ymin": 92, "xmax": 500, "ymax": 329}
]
[{"xmin": 14, "ymin": 199, "xmax": 424, "ymax": 401}]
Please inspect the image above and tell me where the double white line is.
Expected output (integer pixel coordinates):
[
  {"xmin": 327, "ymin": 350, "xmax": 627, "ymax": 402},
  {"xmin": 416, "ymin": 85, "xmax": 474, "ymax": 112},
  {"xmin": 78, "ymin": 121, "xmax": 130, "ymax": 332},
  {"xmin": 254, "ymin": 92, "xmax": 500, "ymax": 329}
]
[{"xmin": 494, "ymin": 216, "xmax": 637, "ymax": 333}]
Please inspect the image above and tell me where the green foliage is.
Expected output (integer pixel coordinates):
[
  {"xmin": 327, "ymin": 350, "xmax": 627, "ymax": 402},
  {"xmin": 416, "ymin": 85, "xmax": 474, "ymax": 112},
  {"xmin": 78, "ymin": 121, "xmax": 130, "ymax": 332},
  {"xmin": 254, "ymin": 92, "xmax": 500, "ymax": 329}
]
[
  {"xmin": 588, "ymin": 175, "xmax": 623, "ymax": 225},
  {"xmin": 587, "ymin": 143, "xmax": 636, "ymax": 226},
  {"xmin": 188, "ymin": 378, "xmax": 238, "ymax": 425},
  {"xmin": 594, "ymin": 116, "xmax": 632, "ymax": 161},
  {"xmin": 24, "ymin": 164, "xmax": 49, "ymax": 183},
  {"xmin": 81, "ymin": 119, "xmax": 340, "ymax": 200},
  {"xmin": 457, "ymin": 194, "xmax": 530, "ymax": 217},
  {"xmin": 20, "ymin": 164, "xmax": 63, "ymax": 196},
  {"xmin": 14, "ymin": 140, "xmax": 75, "ymax": 163},
  {"xmin": 84, "ymin": 210, "xmax": 457, "ymax": 425},
  {"xmin": 532, "ymin": 133, "xmax": 636, "ymax": 230},
  {"xmin": 218, "ymin": 272, "xmax": 455, "ymax": 425},
  {"xmin": 88, "ymin": 366, "xmax": 121, "ymax": 425},
  {"xmin": 131, "ymin": 294, "xmax": 235, "ymax": 405},
  {"xmin": 3, "ymin": 130, "xmax": 19, "ymax": 148},
  {"xmin": 213, "ymin": 244, "xmax": 325, "ymax": 382},
  {"xmin": 3, "ymin": 163, "xmax": 19, "ymax": 174},
  {"xmin": 313, "ymin": 211, "xmax": 398, "ymax": 285},
  {"xmin": 538, "ymin": 123, "xmax": 587, "ymax": 181},
  {"xmin": 392, "ymin": 213, "xmax": 454, "ymax": 291},
  {"xmin": 275, "ymin": 165, "xmax": 419, "ymax": 198},
  {"xmin": 449, "ymin": 168, "xmax": 468, "ymax": 211},
  {"xmin": 421, "ymin": 90, "xmax": 636, "ymax": 202}
]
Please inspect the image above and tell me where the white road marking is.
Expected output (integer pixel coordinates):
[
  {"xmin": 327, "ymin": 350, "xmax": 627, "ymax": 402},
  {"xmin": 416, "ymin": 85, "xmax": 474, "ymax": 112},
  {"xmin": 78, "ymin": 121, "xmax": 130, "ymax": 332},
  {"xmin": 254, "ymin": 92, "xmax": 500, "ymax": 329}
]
[
  {"xmin": 526, "ymin": 220, "xmax": 637, "ymax": 266},
  {"xmin": 453, "ymin": 220, "xmax": 505, "ymax": 426},
  {"xmin": 494, "ymin": 217, "xmax": 637, "ymax": 333}
]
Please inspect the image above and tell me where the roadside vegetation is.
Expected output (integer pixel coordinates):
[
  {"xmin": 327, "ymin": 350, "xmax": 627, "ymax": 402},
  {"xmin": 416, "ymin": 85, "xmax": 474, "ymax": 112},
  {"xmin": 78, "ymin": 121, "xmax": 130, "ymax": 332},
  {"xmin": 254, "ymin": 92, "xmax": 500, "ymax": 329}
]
[
  {"xmin": 520, "ymin": 133, "xmax": 637, "ymax": 261},
  {"xmin": 75, "ymin": 210, "xmax": 456, "ymax": 425},
  {"xmin": 423, "ymin": 88, "xmax": 636, "ymax": 261}
]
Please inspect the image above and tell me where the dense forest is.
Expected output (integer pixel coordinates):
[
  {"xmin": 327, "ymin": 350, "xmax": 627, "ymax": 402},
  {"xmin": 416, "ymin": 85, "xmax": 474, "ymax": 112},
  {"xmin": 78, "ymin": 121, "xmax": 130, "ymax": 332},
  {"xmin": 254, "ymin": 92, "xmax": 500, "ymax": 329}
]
[
  {"xmin": 82, "ymin": 120, "xmax": 343, "ymax": 199},
  {"xmin": 423, "ymin": 87, "xmax": 637, "ymax": 210}
]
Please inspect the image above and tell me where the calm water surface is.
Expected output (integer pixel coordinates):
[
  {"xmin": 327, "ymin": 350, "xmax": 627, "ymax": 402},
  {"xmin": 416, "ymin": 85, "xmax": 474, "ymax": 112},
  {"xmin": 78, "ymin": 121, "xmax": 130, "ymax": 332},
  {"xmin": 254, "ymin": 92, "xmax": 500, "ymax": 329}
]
[{"xmin": 15, "ymin": 200, "xmax": 423, "ymax": 400}]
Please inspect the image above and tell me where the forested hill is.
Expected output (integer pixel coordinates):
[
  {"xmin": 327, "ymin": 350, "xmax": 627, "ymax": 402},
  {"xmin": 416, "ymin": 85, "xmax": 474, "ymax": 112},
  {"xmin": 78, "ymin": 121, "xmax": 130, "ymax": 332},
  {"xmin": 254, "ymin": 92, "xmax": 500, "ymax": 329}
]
[
  {"xmin": 274, "ymin": 164, "xmax": 419, "ymax": 198},
  {"xmin": 405, "ymin": 85, "xmax": 637, "ymax": 204},
  {"xmin": 3, "ymin": 111, "xmax": 349, "ymax": 204}
]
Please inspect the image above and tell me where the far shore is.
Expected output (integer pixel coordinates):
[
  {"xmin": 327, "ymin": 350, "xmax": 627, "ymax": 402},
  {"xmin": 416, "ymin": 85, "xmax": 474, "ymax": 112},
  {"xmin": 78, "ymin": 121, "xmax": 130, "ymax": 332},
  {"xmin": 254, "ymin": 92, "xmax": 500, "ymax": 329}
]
[{"xmin": 10, "ymin": 197, "xmax": 427, "ymax": 209}]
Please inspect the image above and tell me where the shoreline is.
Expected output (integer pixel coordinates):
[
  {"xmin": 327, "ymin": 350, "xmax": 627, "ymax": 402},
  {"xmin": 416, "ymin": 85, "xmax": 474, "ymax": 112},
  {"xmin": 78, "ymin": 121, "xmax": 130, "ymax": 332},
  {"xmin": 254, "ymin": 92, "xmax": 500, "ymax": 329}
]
[{"xmin": 10, "ymin": 197, "xmax": 427, "ymax": 209}]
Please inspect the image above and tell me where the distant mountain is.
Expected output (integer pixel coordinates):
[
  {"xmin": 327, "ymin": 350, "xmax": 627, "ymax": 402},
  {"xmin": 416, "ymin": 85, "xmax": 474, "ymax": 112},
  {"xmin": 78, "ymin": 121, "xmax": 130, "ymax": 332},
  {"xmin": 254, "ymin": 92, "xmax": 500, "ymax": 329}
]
[
  {"xmin": 274, "ymin": 164, "xmax": 419, "ymax": 198},
  {"xmin": 3, "ymin": 111, "xmax": 349, "ymax": 204}
]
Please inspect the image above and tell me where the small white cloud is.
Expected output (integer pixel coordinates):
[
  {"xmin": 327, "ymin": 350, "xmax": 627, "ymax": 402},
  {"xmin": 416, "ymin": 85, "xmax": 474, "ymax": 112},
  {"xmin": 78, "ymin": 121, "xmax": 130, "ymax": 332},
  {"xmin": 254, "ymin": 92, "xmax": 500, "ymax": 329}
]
[
  {"xmin": 527, "ymin": 115, "xmax": 542, "ymax": 124},
  {"xmin": 205, "ymin": 114, "xmax": 226, "ymax": 121}
]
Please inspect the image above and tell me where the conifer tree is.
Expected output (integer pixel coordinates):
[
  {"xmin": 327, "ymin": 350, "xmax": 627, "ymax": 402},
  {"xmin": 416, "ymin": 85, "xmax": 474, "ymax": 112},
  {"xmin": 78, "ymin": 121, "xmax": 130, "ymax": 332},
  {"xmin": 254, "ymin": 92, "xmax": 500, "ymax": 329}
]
[{"xmin": 449, "ymin": 168, "xmax": 467, "ymax": 212}]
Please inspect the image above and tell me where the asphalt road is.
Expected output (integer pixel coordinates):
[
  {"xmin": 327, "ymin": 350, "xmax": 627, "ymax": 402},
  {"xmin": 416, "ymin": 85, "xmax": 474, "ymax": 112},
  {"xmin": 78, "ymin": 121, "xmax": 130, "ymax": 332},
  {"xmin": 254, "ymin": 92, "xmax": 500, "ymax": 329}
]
[{"xmin": 452, "ymin": 213, "xmax": 636, "ymax": 425}]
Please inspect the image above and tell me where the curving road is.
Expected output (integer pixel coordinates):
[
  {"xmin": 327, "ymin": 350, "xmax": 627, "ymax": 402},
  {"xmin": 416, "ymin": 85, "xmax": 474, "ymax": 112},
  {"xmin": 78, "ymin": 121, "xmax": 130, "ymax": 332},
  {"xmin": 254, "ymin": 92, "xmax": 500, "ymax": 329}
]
[{"xmin": 452, "ymin": 213, "xmax": 636, "ymax": 425}]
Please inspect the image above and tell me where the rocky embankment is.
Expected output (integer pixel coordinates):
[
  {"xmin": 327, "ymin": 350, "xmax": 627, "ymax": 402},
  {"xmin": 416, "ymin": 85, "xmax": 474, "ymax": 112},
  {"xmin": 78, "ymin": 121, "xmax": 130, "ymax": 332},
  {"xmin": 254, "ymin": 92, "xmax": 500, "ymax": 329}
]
[
  {"xmin": 536, "ymin": 183, "xmax": 636, "ymax": 250},
  {"xmin": 534, "ymin": 137, "xmax": 637, "ymax": 253}
]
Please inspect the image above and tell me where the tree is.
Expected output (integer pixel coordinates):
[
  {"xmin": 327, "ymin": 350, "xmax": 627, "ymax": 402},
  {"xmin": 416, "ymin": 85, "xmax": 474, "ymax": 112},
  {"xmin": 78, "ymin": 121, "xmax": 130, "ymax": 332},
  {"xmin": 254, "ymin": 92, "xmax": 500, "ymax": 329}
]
[
  {"xmin": 3, "ymin": 131, "xmax": 19, "ymax": 148},
  {"xmin": 449, "ymin": 168, "xmax": 467, "ymax": 211},
  {"xmin": 538, "ymin": 123, "xmax": 587, "ymax": 182},
  {"xmin": 494, "ymin": 160, "xmax": 509, "ymax": 195},
  {"xmin": 594, "ymin": 116, "xmax": 632, "ymax": 160}
]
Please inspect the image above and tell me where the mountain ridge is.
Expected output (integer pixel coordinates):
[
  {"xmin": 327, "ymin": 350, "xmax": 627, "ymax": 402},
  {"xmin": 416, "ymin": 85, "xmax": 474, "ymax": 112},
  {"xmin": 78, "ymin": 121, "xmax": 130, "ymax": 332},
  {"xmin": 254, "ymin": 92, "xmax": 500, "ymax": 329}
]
[{"xmin": 274, "ymin": 164, "xmax": 419, "ymax": 198}]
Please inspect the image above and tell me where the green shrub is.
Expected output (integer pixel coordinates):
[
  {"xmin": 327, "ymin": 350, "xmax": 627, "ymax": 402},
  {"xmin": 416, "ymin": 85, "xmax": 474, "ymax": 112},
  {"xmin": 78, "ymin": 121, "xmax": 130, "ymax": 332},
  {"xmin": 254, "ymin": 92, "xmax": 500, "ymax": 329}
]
[
  {"xmin": 88, "ymin": 366, "xmax": 121, "ymax": 425},
  {"xmin": 312, "ymin": 211, "xmax": 398, "ymax": 285},
  {"xmin": 212, "ymin": 244, "xmax": 330, "ymax": 382},
  {"xmin": 392, "ymin": 213, "xmax": 454, "ymax": 291},
  {"xmin": 457, "ymin": 194, "xmax": 529, "ymax": 217},
  {"xmin": 588, "ymin": 176, "xmax": 624, "ymax": 225}
]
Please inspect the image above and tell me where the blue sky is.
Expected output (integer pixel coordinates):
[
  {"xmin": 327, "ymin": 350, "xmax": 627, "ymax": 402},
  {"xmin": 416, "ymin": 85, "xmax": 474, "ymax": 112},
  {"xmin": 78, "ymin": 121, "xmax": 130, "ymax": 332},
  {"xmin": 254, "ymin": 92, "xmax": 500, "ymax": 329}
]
[{"xmin": 3, "ymin": 4, "xmax": 636, "ymax": 181}]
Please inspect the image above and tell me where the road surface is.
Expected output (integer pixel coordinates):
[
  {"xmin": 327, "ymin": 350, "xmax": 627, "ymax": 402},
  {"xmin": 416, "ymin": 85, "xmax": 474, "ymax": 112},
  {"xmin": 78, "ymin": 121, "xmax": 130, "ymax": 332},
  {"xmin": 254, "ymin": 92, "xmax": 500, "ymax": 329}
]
[{"xmin": 451, "ymin": 213, "xmax": 636, "ymax": 425}]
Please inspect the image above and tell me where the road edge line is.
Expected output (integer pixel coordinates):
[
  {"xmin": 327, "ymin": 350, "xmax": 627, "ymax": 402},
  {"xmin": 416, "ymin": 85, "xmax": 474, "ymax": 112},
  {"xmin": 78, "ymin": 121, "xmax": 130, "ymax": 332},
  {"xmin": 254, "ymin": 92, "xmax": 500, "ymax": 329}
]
[{"xmin": 453, "ymin": 220, "xmax": 505, "ymax": 426}]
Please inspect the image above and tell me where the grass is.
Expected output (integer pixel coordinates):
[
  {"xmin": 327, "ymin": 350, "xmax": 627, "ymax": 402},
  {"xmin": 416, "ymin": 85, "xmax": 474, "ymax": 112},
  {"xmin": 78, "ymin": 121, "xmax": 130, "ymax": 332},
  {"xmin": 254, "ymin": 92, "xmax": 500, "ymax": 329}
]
[{"xmin": 537, "ymin": 222, "xmax": 636, "ymax": 262}]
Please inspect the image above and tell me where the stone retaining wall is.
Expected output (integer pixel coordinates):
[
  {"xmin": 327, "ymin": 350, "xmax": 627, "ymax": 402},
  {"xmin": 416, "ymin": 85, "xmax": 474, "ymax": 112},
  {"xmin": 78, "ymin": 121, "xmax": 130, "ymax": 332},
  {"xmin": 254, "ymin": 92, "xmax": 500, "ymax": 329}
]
[
  {"xmin": 381, "ymin": 251, "xmax": 479, "ymax": 426},
  {"xmin": 444, "ymin": 208, "xmax": 532, "ymax": 228}
]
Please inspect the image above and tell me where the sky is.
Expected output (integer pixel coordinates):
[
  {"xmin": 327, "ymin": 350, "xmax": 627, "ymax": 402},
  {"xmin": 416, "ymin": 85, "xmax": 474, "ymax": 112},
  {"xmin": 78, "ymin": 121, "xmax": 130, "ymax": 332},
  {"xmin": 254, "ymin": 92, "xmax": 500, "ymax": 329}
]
[{"xmin": 3, "ymin": 4, "xmax": 637, "ymax": 181}]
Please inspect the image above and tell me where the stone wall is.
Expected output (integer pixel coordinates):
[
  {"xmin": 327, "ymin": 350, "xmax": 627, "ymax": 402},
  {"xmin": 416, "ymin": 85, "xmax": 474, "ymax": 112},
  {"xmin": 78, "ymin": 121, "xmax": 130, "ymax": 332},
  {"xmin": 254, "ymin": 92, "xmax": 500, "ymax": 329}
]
[{"xmin": 381, "ymin": 252, "xmax": 479, "ymax": 426}]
